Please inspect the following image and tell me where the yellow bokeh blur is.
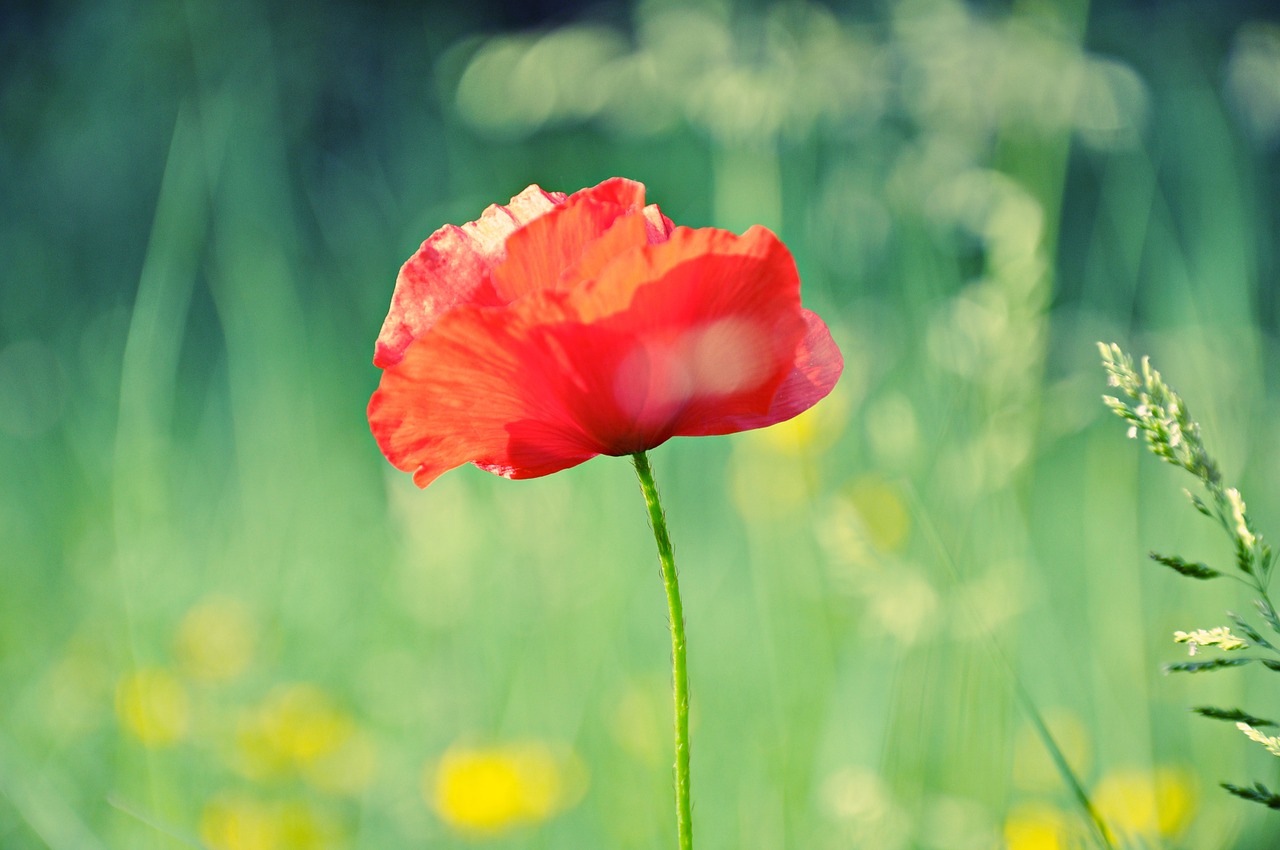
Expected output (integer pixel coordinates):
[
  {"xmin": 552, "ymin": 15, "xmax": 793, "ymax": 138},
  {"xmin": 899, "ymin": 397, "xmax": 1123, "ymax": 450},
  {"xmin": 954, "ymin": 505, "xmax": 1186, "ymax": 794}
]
[
  {"xmin": 428, "ymin": 742, "xmax": 586, "ymax": 835},
  {"xmin": 200, "ymin": 793, "xmax": 341, "ymax": 850},
  {"xmin": 731, "ymin": 380, "xmax": 854, "ymax": 520},
  {"xmin": 754, "ymin": 381, "xmax": 851, "ymax": 456},
  {"xmin": 275, "ymin": 800, "xmax": 343, "ymax": 850},
  {"xmin": 201, "ymin": 794, "xmax": 277, "ymax": 850},
  {"xmin": 303, "ymin": 731, "xmax": 378, "ymax": 797},
  {"xmin": 608, "ymin": 678, "xmax": 667, "ymax": 766},
  {"xmin": 1003, "ymin": 802, "xmax": 1071, "ymax": 850},
  {"xmin": 233, "ymin": 683, "xmax": 373, "ymax": 793},
  {"xmin": 115, "ymin": 667, "xmax": 189, "ymax": 746},
  {"xmin": 1093, "ymin": 766, "xmax": 1195, "ymax": 840},
  {"xmin": 843, "ymin": 474, "xmax": 911, "ymax": 553},
  {"xmin": 175, "ymin": 595, "xmax": 257, "ymax": 682}
]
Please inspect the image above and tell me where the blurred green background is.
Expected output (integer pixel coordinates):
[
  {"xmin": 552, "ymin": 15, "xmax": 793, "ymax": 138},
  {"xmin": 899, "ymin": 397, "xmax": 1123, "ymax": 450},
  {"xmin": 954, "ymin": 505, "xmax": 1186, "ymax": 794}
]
[{"xmin": 4, "ymin": 0, "xmax": 1280, "ymax": 847}]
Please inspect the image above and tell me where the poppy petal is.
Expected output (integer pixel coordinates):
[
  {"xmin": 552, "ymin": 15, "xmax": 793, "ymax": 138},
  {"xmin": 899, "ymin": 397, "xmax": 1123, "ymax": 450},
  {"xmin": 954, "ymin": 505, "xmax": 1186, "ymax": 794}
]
[
  {"xmin": 642, "ymin": 205, "xmax": 675, "ymax": 243},
  {"xmin": 557, "ymin": 226, "xmax": 810, "ymax": 451},
  {"xmin": 368, "ymin": 296, "xmax": 606, "ymax": 487},
  {"xmin": 677, "ymin": 309, "xmax": 843, "ymax": 436},
  {"xmin": 491, "ymin": 178, "xmax": 650, "ymax": 302},
  {"xmin": 572, "ymin": 225, "xmax": 799, "ymax": 323},
  {"xmin": 374, "ymin": 185, "xmax": 565, "ymax": 368}
]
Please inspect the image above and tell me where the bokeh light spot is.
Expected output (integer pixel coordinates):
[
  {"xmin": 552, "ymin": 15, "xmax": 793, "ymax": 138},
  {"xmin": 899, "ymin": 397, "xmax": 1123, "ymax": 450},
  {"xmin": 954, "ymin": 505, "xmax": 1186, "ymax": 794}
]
[
  {"xmin": 1003, "ymin": 802, "xmax": 1070, "ymax": 850},
  {"xmin": 115, "ymin": 667, "xmax": 190, "ymax": 746},
  {"xmin": 233, "ymin": 684, "xmax": 360, "ymax": 786},
  {"xmin": 1094, "ymin": 766, "xmax": 1196, "ymax": 840},
  {"xmin": 428, "ymin": 742, "xmax": 586, "ymax": 835},
  {"xmin": 844, "ymin": 474, "xmax": 910, "ymax": 552},
  {"xmin": 175, "ymin": 594, "xmax": 258, "ymax": 682}
]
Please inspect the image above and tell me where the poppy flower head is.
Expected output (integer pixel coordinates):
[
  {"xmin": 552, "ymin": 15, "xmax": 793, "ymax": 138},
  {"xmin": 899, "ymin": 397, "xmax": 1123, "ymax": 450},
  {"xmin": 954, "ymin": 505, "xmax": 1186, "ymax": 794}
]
[{"xmin": 369, "ymin": 178, "xmax": 842, "ymax": 487}]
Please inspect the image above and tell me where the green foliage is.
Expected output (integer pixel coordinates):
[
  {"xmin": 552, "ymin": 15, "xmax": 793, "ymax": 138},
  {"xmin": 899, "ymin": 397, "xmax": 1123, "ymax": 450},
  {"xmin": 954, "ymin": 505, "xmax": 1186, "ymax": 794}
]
[
  {"xmin": 1193, "ymin": 707, "xmax": 1278, "ymax": 727},
  {"xmin": 1163, "ymin": 658, "xmax": 1253, "ymax": 674},
  {"xmin": 1103, "ymin": 344, "xmax": 1280, "ymax": 813},
  {"xmin": 1257, "ymin": 598, "xmax": 1280, "ymax": 636},
  {"xmin": 1222, "ymin": 783, "xmax": 1280, "ymax": 809},
  {"xmin": 1149, "ymin": 552, "xmax": 1221, "ymax": 580},
  {"xmin": 1227, "ymin": 612, "xmax": 1275, "ymax": 650},
  {"xmin": 1100, "ymin": 343, "xmax": 1274, "ymax": 585},
  {"xmin": 1099, "ymin": 344, "xmax": 1222, "ymax": 486}
]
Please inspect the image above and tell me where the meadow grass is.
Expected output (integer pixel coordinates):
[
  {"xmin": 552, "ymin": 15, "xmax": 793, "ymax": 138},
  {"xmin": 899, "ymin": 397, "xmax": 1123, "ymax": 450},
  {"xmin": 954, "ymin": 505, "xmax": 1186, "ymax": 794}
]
[{"xmin": 2, "ymin": 0, "xmax": 1280, "ymax": 848}]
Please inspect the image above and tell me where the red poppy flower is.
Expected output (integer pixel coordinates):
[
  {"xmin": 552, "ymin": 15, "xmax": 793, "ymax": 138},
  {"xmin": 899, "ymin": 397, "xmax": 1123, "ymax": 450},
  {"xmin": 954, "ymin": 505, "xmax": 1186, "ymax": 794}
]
[{"xmin": 368, "ymin": 177, "xmax": 843, "ymax": 487}]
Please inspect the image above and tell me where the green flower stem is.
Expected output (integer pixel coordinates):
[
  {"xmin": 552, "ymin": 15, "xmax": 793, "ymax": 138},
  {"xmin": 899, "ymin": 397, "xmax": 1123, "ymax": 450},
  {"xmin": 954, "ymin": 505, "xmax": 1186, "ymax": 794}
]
[{"xmin": 632, "ymin": 451, "xmax": 693, "ymax": 850}]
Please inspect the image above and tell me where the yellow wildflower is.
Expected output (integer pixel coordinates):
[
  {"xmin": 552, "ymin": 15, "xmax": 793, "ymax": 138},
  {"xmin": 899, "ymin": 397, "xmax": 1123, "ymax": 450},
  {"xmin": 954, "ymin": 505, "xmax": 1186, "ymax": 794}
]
[
  {"xmin": 1094, "ymin": 766, "xmax": 1195, "ymax": 840},
  {"xmin": 1003, "ymin": 802, "xmax": 1071, "ymax": 850},
  {"xmin": 428, "ymin": 742, "xmax": 586, "ymax": 834}
]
